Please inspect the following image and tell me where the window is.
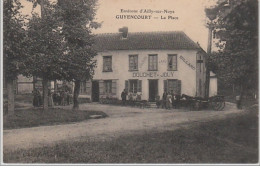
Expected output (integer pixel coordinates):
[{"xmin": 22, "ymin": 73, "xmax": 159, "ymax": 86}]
[
  {"xmin": 148, "ymin": 54, "xmax": 158, "ymax": 71},
  {"xmin": 103, "ymin": 56, "xmax": 112, "ymax": 72},
  {"xmin": 104, "ymin": 80, "xmax": 112, "ymax": 94},
  {"xmin": 129, "ymin": 55, "xmax": 138, "ymax": 71},
  {"xmin": 168, "ymin": 54, "xmax": 177, "ymax": 71},
  {"xmin": 125, "ymin": 80, "xmax": 142, "ymax": 94},
  {"xmin": 129, "ymin": 80, "xmax": 138, "ymax": 93},
  {"xmin": 164, "ymin": 79, "xmax": 181, "ymax": 95},
  {"xmin": 80, "ymin": 81, "xmax": 87, "ymax": 94}
]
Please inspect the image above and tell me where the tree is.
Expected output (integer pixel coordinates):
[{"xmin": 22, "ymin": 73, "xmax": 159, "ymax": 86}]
[
  {"xmin": 23, "ymin": 0, "xmax": 64, "ymax": 110},
  {"xmin": 205, "ymin": 0, "xmax": 258, "ymax": 100},
  {"xmin": 57, "ymin": 0, "xmax": 100, "ymax": 109},
  {"xmin": 3, "ymin": 0, "xmax": 27, "ymax": 115}
]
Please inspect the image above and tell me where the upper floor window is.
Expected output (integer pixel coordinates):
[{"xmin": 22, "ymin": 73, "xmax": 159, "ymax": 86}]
[
  {"xmin": 168, "ymin": 54, "xmax": 177, "ymax": 71},
  {"xmin": 129, "ymin": 55, "xmax": 138, "ymax": 71},
  {"xmin": 103, "ymin": 56, "xmax": 112, "ymax": 72},
  {"xmin": 148, "ymin": 54, "xmax": 158, "ymax": 71}
]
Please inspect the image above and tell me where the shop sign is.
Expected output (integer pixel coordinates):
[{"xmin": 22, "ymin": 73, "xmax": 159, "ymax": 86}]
[
  {"xmin": 132, "ymin": 71, "xmax": 174, "ymax": 78},
  {"xmin": 179, "ymin": 56, "xmax": 196, "ymax": 70}
]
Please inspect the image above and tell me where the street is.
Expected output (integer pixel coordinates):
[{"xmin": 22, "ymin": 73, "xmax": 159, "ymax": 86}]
[{"xmin": 3, "ymin": 102, "xmax": 241, "ymax": 152}]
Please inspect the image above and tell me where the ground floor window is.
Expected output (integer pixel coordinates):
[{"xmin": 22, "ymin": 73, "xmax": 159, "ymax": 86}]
[
  {"xmin": 98, "ymin": 80, "xmax": 117, "ymax": 97},
  {"xmin": 129, "ymin": 80, "xmax": 138, "ymax": 93},
  {"xmin": 125, "ymin": 80, "xmax": 142, "ymax": 93},
  {"xmin": 80, "ymin": 81, "xmax": 87, "ymax": 94},
  {"xmin": 164, "ymin": 79, "xmax": 181, "ymax": 95},
  {"xmin": 104, "ymin": 80, "xmax": 112, "ymax": 94}
]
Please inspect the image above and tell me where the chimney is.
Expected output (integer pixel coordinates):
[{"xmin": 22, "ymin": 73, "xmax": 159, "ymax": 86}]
[{"xmin": 119, "ymin": 27, "xmax": 128, "ymax": 39}]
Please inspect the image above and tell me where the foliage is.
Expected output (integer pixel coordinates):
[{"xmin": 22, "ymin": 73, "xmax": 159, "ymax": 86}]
[
  {"xmin": 206, "ymin": 0, "xmax": 258, "ymax": 91},
  {"xmin": 3, "ymin": 0, "xmax": 27, "ymax": 80},
  {"xmin": 56, "ymin": 0, "xmax": 100, "ymax": 82},
  {"xmin": 22, "ymin": 2, "xmax": 64, "ymax": 81},
  {"xmin": 25, "ymin": 0, "xmax": 100, "ymax": 81}
]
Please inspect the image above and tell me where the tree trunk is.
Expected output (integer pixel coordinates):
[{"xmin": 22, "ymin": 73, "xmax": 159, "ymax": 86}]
[
  {"xmin": 7, "ymin": 79, "xmax": 15, "ymax": 116},
  {"xmin": 42, "ymin": 78, "xmax": 49, "ymax": 110},
  {"xmin": 73, "ymin": 80, "xmax": 81, "ymax": 110},
  {"xmin": 40, "ymin": 0, "xmax": 46, "ymax": 19}
]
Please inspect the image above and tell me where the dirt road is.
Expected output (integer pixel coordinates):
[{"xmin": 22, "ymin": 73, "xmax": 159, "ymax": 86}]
[{"xmin": 3, "ymin": 102, "xmax": 242, "ymax": 152}]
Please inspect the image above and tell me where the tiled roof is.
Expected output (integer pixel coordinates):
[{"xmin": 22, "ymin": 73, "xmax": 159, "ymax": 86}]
[{"xmin": 93, "ymin": 31, "xmax": 200, "ymax": 51}]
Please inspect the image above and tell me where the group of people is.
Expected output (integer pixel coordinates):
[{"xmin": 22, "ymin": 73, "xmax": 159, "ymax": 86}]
[
  {"xmin": 52, "ymin": 90, "xmax": 73, "ymax": 106},
  {"xmin": 33, "ymin": 88, "xmax": 73, "ymax": 107},
  {"xmin": 121, "ymin": 89, "xmax": 180, "ymax": 109},
  {"xmin": 158, "ymin": 90, "xmax": 181, "ymax": 109}
]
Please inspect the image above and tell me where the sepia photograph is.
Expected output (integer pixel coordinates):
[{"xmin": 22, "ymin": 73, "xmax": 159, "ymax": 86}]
[{"xmin": 1, "ymin": 0, "xmax": 259, "ymax": 165}]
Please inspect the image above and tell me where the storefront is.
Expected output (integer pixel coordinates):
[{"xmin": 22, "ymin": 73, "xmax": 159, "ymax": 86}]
[{"xmin": 80, "ymin": 29, "xmax": 208, "ymax": 101}]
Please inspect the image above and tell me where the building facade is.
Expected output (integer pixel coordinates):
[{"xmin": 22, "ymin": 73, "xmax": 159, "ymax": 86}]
[
  {"xmin": 8, "ymin": 29, "xmax": 213, "ymax": 101},
  {"xmin": 80, "ymin": 29, "xmax": 208, "ymax": 102}
]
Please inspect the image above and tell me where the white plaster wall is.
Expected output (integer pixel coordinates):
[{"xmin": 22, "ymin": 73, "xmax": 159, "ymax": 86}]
[
  {"xmin": 17, "ymin": 75, "xmax": 33, "ymax": 82},
  {"xmin": 17, "ymin": 83, "xmax": 34, "ymax": 94},
  {"xmin": 209, "ymin": 77, "xmax": 218, "ymax": 97},
  {"xmin": 17, "ymin": 75, "xmax": 33, "ymax": 94},
  {"xmin": 91, "ymin": 49, "xmax": 198, "ymax": 100}
]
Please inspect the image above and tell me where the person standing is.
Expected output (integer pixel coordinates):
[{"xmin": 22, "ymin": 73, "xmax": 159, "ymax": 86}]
[
  {"xmin": 48, "ymin": 89, "xmax": 54, "ymax": 107},
  {"xmin": 60, "ymin": 90, "xmax": 65, "ymax": 106},
  {"xmin": 162, "ymin": 90, "xmax": 167, "ymax": 109},
  {"xmin": 37, "ymin": 90, "xmax": 42, "ymax": 106},
  {"xmin": 121, "ymin": 89, "xmax": 127, "ymax": 105},
  {"xmin": 52, "ymin": 91, "xmax": 58, "ymax": 105},
  {"xmin": 171, "ymin": 91, "xmax": 176, "ymax": 109},
  {"xmin": 66, "ymin": 91, "xmax": 70, "ymax": 105},
  {"xmin": 156, "ymin": 95, "xmax": 161, "ymax": 108},
  {"xmin": 166, "ymin": 92, "xmax": 172, "ymax": 110},
  {"xmin": 33, "ymin": 89, "xmax": 39, "ymax": 107}
]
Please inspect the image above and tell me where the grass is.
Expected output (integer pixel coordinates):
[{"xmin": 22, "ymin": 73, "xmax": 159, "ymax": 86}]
[
  {"xmin": 3, "ymin": 106, "xmax": 258, "ymax": 164},
  {"xmin": 15, "ymin": 94, "xmax": 34, "ymax": 104},
  {"xmin": 3, "ymin": 108, "xmax": 108, "ymax": 130}
]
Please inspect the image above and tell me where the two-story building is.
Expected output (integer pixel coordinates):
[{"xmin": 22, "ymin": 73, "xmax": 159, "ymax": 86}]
[
  {"xmin": 80, "ymin": 28, "xmax": 208, "ymax": 102},
  {"xmin": 9, "ymin": 28, "xmax": 213, "ymax": 101}
]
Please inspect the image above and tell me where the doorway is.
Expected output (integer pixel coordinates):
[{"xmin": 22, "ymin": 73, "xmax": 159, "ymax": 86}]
[
  {"xmin": 149, "ymin": 80, "xmax": 158, "ymax": 102},
  {"xmin": 92, "ymin": 81, "xmax": 99, "ymax": 102}
]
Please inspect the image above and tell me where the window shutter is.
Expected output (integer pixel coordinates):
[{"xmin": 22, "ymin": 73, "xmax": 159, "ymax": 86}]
[
  {"xmin": 112, "ymin": 80, "xmax": 117, "ymax": 95},
  {"xmin": 125, "ymin": 80, "xmax": 129, "ymax": 93},
  {"xmin": 177, "ymin": 80, "xmax": 181, "ymax": 95},
  {"xmin": 86, "ymin": 80, "xmax": 91, "ymax": 95},
  {"xmin": 164, "ymin": 80, "xmax": 168, "ymax": 92},
  {"xmin": 99, "ymin": 80, "xmax": 104, "ymax": 96},
  {"xmin": 137, "ymin": 80, "xmax": 142, "ymax": 92}
]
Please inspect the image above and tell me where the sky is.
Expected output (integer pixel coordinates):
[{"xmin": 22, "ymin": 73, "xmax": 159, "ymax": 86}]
[{"xmin": 21, "ymin": 0, "xmax": 217, "ymax": 51}]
